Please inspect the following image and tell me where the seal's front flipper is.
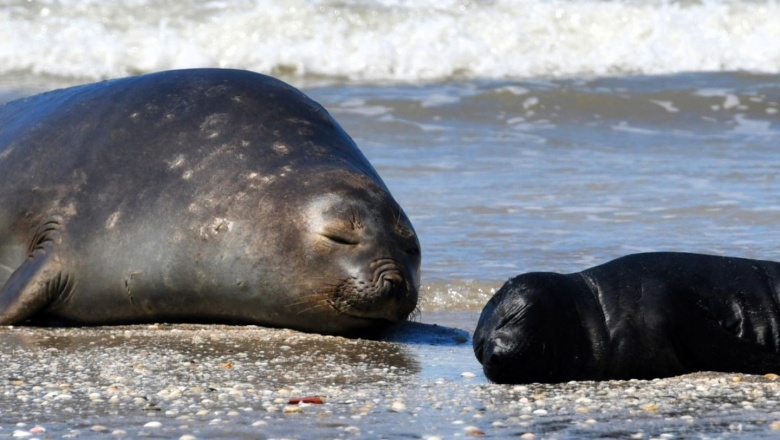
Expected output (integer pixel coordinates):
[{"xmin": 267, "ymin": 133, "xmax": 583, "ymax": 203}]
[
  {"xmin": 0, "ymin": 244, "xmax": 68, "ymax": 325},
  {"xmin": 0, "ymin": 216, "xmax": 76, "ymax": 325}
]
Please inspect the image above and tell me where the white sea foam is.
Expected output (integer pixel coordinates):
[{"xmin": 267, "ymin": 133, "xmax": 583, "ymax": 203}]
[{"xmin": 1, "ymin": 0, "xmax": 779, "ymax": 81}]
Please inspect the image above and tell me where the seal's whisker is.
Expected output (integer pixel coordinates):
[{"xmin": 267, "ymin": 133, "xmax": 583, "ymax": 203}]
[
  {"xmin": 285, "ymin": 293, "xmax": 332, "ymax": 308},
  {"xmin": 295, "ymin": 301, "xmax": 333, "ymax": 315},
  {"xmin": 407, "ymin": 306, "xmax": 422, "ymax": 322},
  {"xmin": 289, "ymin": 279, "xmax": 345, "ymax": 289}
]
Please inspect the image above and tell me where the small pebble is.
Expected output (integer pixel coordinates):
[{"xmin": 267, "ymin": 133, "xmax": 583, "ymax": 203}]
[
  {"xmin": 464, "ymin": 426, "xmax": 485, "ymax": 437},
  {"xmin": 143, "ymin": 421, "xmax": 162, "ymax": 428},
  {"xmin": 91, "ymin": 425, "xmax": 109, "ymax": 432},
  {"xmin": 390, "ymin": 401, "xmax": 406, "ymax": 412},
  {"xmin": 461, "ymin": 372, "xmax": 476, "ymax": 378},
  {"xmin": 520, "ymin": 434, "xmax": 535, "ymax": 440},
  {"xmin": 283, "ymin": 405, "xmax": 302, "ymax": 413},
  {"xmin": 179, "ymin": 435, "xmax": 197, "ymax": 440}
]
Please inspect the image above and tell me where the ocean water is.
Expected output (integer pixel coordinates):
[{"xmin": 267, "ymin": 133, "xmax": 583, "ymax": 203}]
[{"xmin": 1, "ymin": 0, "xmax": 779, "ymax": 312}]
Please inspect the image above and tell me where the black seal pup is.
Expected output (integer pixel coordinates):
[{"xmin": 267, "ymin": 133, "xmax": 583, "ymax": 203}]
[{"xmin": 474, "ymin": 252, "xmax": 780, "ymax": 383}]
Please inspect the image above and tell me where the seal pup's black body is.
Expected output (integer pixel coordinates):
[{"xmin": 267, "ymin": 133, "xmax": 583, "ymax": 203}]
[{"xmin": 474, "ymin": 252, "xmax": 780, "ymax": 383}]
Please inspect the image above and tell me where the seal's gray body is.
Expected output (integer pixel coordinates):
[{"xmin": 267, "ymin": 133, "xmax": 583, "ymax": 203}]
[
  {"xmin": 474, "ymin": 252, "xmax": 780, "ymax": 383},
  {"xmin": 0, "ymin": 69, "xmax": 420, "ymax": 335}
]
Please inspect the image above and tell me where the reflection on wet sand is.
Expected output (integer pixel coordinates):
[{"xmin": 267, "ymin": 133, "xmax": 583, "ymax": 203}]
[{"xmin": 1, "ymin": 324, "xmax": 430, "ymax": 385}]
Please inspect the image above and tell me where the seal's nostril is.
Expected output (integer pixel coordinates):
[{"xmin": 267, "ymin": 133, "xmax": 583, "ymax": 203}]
[
  {"xmin": 385, "ymin": 272, "xmax": 403, "ymax": 284},
  {"xmin": 381, "ymin": 271, "xmax": 404, "ymax": 292}
]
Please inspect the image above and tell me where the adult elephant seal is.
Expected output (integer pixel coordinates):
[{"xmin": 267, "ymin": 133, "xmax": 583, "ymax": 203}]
[
  {"xmin": 474, "ymin": 252, "xmax": 780, "ymax": 383},
  {"xmin": 0, "ymin": 68, "xmax": 421, "ymax": 336}
]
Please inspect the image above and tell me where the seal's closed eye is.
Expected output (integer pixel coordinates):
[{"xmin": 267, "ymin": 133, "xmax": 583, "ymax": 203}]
[{"xmin": 322, "ymin": 232, "xmax": 359, "ymax": 246}]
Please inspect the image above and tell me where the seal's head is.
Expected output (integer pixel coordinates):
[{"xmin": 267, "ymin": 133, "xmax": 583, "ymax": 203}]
[
  {"xmin": 304, "ymin": 186, "xmax": 420, "ymax": 326},
  {"xmin": 473, "ymin": 273, "xmax": 592, "ymax": 383},
  {"xmin": 248, "ymin": 168, "xmax": 421, "ymax": 335}
]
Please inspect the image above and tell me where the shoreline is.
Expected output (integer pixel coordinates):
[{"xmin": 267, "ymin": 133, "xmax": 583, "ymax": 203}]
[{"xmin": 2, "ymin": 316, "xmax": 779, "ymax": 439}]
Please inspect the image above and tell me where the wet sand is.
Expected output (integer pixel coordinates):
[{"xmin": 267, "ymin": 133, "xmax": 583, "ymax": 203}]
[{"xmin": 1, "ymin": 312, "xmax": 779, "ymax": 439}]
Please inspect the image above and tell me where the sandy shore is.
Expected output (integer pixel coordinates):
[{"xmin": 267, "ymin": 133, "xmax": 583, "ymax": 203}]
[{"xmin": 1, "ymin": 312, "xmax": 779, "ymax": 439}]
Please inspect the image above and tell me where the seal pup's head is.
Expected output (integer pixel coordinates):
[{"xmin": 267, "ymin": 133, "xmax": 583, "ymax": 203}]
[{"xmin": 473, "ymin": 273, "xmax": 595, "ymax": 384}]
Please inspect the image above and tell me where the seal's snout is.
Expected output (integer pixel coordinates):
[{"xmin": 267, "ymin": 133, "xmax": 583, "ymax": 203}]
[
  {"xmin": 381, "ymin": 271, "xmax": 402, "ymax": 291},
  {"xmin": 372, "ymin": 258, "xmax": 407, "ymax": 295},
  {"xmin": 325, "ymin": 256, "xmax": 417, "ymax": 323}
]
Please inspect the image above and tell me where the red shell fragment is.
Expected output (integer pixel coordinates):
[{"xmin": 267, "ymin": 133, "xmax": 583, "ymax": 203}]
[{"xmin": 288, "ymin": 395, "xmax": 325, "ymax": 404}]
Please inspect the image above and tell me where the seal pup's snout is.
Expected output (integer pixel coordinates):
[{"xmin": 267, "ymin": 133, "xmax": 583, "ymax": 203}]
[
  {"xmin": 477, "ymin": 330, "xmax": 518, "ymax": 382},
  {"xmin": 478, "ymin": 321, "xmax": 557, "ymax": 384},
  {"xmin": 473, "ymin": 296, "xmax": 520, "ymax": 381}
]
